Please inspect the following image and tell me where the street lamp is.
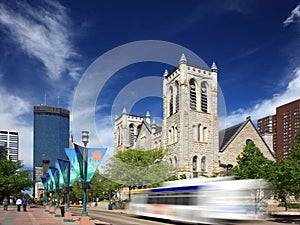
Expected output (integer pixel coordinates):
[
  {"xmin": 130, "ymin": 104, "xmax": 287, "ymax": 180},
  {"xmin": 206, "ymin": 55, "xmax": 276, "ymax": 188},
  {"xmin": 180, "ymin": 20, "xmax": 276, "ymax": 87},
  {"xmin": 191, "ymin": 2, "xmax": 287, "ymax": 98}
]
[{"xmin": 81, "ymin": 131, "xmax": 89, "ymax": 216}]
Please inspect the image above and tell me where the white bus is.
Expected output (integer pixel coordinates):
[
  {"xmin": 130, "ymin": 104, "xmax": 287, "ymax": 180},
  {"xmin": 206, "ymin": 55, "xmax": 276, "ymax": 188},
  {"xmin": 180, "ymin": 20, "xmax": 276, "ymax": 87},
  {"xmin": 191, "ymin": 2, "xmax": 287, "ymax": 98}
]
[{"xmin": 127, "ymin": 177, "xmax": 269, "ymax": 224}]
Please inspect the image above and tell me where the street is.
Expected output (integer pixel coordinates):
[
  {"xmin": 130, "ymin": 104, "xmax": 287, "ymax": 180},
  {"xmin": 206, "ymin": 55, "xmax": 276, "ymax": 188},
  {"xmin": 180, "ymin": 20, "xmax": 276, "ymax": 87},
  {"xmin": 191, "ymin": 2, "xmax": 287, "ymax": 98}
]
[{"xmin": 71, "ymin": 208, "xmax": 297, "ymax": 225}]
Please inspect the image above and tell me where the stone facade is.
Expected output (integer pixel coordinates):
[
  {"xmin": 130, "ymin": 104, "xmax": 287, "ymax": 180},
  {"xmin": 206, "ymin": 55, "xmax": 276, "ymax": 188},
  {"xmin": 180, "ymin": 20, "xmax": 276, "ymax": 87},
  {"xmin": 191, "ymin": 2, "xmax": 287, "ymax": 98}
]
[
  {"xmin": 114, "ymin": 108, "xmax": 146, "ymax": 153},
  {"xmin": 113, "ymin": 54, "xmax": 275, "ymax": 178},
  {"xmin": 162, "ymin": 54, "xmax": 219, "ymax": 177},
  {"xmin": 219, "ymin": 118, "xmax": 275, "ymax": 169},
  {"xmin": 114, "ymin": 54, "xmax": 219, "ymax": 177}
]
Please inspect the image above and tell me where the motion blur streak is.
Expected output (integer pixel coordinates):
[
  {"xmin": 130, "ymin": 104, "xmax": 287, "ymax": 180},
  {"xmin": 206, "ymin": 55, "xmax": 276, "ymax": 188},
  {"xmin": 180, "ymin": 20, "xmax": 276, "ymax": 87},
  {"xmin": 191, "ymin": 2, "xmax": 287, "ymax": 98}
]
[{"xmin": 127, "ymin": 177, "xmax": 270, "ymax": 224}]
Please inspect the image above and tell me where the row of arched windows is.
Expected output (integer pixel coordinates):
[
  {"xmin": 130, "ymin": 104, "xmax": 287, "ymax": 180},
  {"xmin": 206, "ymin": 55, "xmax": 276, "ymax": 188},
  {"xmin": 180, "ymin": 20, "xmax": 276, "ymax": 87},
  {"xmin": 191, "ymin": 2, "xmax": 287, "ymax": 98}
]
[
  {"xmin": 193, "ymin": 124, "xmax": 208, "ymax": 142},
  {"xmin": 168, "ymin": 125, "xmax": 178, "ymax": 144},
  {"xmin": 168, "ymin": 79, "xmax": 209, "ymax": 117},
  {"xmin": 169, "ymin": 156, "xmax": 178, "ymax": 167},
  {"xmin": 189, "ymin": 79, "xmax": 208, "ymax": 113},
  {"xmin": 117, "ymin": 127, "xmax": 122, "ymax": 146},
  {"xmin": 169, "ymin": 82, "xmax": 179, "ymax": 117},
  {"xmin": 128, "ymin": 124, "xmax": 141, "ymax": 147},
  {"xmin": 192, "ymin": 155, "xmax": 206, "ymax": 178}
]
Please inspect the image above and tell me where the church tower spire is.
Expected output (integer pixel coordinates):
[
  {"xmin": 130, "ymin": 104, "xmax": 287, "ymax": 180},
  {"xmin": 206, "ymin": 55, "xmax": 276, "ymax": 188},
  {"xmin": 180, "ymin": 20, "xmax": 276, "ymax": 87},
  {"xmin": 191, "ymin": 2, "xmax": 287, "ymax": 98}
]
[
  {"xmin": 179, "ymin": 53, "xmax": 187, "ymax": 64},
  {"xmin": 211, "ymin": 61, "xmax": 218, "ymax": 72}
]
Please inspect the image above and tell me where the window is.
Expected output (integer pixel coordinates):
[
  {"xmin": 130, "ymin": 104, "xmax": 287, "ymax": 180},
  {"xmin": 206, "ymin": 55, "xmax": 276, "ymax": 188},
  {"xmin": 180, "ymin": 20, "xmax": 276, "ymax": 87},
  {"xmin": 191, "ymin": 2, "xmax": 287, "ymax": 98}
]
[
  {"xmin": 192, "ymin": 156, "xmax": 198, "ymax": 178},
  {"xmin": 190, "ymin": 79, "xmax": 196, "ymax": 110},
  {"xmin": 169, "ymin": 86, "xmax": 174, "ymax": 116},
  {"xmin": 174, "ymin": 126, "xmax": 178, "ymax": 142},
  {"xmin": 117, "ymin": 127, "xmax": 121, "ymax": 146},
  {"xmin": 201, "ymin": 156, "xmax": 206, "ymax": 172},
  {"xmin": 197, "ymin": 124, "xmax": 201, "ymax": 141},
  {"xmin": 201, "ymin": 82, "xmax": 208, "ymax": 112},
  {"xmin": 175, "ymin": 81, "xmax": 179, "ymax": 112},
  {"xmin": 174, "ymin": 156, "xmax": 178, "ymax": 167},
  {"xmin": 203, "ymin": 127, "xmax": 207, "ymax": 142},
  {"xmin": 246, "ymin": 139, "xmax": 252, "ymax": 145},
  {"xmin": 136, "ymin": 125, "xmax": 141, "ymax": 136},
  {"xmin": 129, "ymin": 124, "xmax": 134, "ymax": 146}
]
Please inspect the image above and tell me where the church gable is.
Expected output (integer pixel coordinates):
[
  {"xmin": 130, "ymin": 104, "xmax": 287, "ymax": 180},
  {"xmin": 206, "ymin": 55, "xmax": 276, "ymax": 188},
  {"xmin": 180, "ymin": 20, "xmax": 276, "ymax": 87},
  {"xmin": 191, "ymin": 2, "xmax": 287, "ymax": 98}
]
[
  {"xmin": 135, "ymin": 122, "xmax": 152, "ymax": 150},
  {"xmin": 219, "ymin": 118, "xmax": 275, "ymax": 168}
]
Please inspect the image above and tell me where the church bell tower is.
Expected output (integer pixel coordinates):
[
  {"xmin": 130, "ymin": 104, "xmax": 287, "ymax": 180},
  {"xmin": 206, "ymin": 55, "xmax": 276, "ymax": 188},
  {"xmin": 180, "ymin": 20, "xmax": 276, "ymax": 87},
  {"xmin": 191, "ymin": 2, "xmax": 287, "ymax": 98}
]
[{"xmin": 162, "ymin": 54, "xmax": 219, "ymax": 177}]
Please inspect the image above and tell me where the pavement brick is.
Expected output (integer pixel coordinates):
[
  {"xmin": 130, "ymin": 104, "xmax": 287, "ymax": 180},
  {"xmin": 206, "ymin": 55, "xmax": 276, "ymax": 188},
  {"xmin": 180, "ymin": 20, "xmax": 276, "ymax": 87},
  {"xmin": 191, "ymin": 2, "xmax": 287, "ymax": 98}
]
[{"xmin": 0, "ymin": 206, "xmax": 80, "ymax": 225}]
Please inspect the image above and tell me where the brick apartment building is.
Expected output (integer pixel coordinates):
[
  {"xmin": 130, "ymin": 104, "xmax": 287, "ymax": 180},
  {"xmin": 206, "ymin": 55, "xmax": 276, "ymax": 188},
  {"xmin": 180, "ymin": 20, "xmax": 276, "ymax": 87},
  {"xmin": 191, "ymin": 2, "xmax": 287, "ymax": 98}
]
[{"xmin": 258, "ymin": 99, "xmax": 300, "ymax": 159}]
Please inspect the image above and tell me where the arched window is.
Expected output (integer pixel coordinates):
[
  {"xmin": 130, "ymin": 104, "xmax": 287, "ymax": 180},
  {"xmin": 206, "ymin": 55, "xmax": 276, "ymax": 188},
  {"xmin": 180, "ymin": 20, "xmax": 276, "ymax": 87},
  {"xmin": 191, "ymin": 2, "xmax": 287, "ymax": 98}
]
[
  {"xmin": 175, "ymin": 81, "xmax": 179, "ymax": 112},
  {"xmin": 192, "ymin": 156, "xmax": 198, "ymax": 178},
  {"xmin": 203, "ymin": 127, "xmax": 207, "ymax": 142},
  {"xmin": 197, "ymin": 124, "xmax": 201, "ymax": 141},
  {"xmin": 246, "ymin": 139, "xmax": 253, "ymax": 145},
  {"xmin": 174, "ymin": 156, "xmax": 178, "ymax": 167},
  {"xmin": 173, "ymin": 126, "xmax": 178, "ymax": 143},
  {"xmin": 136, "ymin": 125, "xmax": 141, "ymax": 136},
  {"xmin": 190, "ymin": 79, "xmax": 196, "ymax": 110},
  {"xmin": 169, "ymin": 86, "xmax": 174, "ymax": 116},
  {"xmin": 201, "ymin": 156, "xmax": 206, "ymax": 172},
  {"xmin": 169, "ymin": 158, "xmax": 173, "ymax": 165},
  {"xmin": 201, "ymin": 82, "xmax": 208, "ymax": 112},
  {"xmin": 117, "ymin": 127, "xmax": 121, "ymax": 146},
  {"xmin": 129, "ymin": 124, "xmax": 134, "ymax": 146}
]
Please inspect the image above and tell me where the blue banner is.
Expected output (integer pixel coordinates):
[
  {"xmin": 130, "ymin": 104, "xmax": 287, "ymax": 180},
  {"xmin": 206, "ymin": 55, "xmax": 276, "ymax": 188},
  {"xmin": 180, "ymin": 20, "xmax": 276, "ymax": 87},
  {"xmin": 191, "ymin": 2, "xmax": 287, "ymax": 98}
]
[
  {"xmin": 55, "ymin": 161, "xmax": 65, "ymax": 189},
  {"xmin": 65, "ymin": 147, "xmax": 83, "ymax": 181},
  {"xmin": 57, "ymin": 158, "xmax": 77, "ymax": 187},
  {"xmin": 48, "ymin": 167, "xmax": 59, "ymax": 190},
  {"xmin": 86, "ymin": 148, "xmax": 107, "ymax": 181},
  {"xmin": 46, "ymin": 172, "xmax": 53, "ymax": 191},
  {"xmin": 65, "ymin": 144, "xmax": 107, "ymax": 182},
  {"xmin": 70, "ymin": 163, "xmax": 77, "ymax": 186}
]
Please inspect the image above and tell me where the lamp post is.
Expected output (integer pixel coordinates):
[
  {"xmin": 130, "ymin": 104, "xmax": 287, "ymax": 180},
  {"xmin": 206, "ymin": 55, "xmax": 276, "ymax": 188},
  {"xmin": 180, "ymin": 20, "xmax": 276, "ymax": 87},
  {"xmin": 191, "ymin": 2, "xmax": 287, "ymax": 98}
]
[
  {"xmin": 81, "ymin": 131, "xmax": 89, "ymax": 216},
  {"xmin": 65, "ymin": 161, "xmax": 71, "ymax": 212}
]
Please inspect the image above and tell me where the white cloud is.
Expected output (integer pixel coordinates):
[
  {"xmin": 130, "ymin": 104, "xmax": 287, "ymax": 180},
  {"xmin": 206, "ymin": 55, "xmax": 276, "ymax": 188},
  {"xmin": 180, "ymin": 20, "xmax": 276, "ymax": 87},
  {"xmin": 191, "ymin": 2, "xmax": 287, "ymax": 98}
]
[
  {"xmin": 0, "ymin": 1, "xmax": 81, "ymax": 80},
  {"xmin": 224, "ymin": 67, "xmax": 300, "ymax": 127},
  {"xmin": 283, "ymin": 4, "xmax": 300, "ymax": 27},
  {"xmin": 0, "ymin": 87, "xmax": 33, "ymax": 168}
]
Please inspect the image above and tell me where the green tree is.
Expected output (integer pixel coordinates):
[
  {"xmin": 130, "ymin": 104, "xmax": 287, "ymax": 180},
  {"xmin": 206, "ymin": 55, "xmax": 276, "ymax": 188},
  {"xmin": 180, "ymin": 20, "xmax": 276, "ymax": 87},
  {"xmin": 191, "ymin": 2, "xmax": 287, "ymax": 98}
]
[
  {"xmin": 0, "ymin": 148, "xmax": 34, "ymax": 198},
  {"xmin": 233, "ymin": 141, "xmax": 275, "ymax": 179},
  {"xmin": 289, "ymin": 131, "xmax": 300, "ymax": 198},
  {"xmin": 104, "ymin": 148, "xmax": 177, "ymax": 195},
  {"xmin": 71, "ymin": 178, "xmax": 83, "ymax": 202},
  {"xmin": 89, "ymin": 171, "xmax": 121, "ymax": 201},
  {"xmin": 269, "ymin": 131, "xmax": 300, "ymax": 210}
]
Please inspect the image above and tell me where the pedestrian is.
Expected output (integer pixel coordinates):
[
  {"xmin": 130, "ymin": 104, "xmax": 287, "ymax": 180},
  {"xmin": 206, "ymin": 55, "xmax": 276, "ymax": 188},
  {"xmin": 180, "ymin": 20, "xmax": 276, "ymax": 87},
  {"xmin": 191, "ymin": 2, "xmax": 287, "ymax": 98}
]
[
  {"xmin": 16, "ymin": 197, "xmax": 22, "ymax": 212},
  {"xmin": 3, "ymin": 197, "xmax": 8, "ymax": 211},
  {"xmin": 22, "ymin": 197, "xmax": 28, "ymax": 212}
]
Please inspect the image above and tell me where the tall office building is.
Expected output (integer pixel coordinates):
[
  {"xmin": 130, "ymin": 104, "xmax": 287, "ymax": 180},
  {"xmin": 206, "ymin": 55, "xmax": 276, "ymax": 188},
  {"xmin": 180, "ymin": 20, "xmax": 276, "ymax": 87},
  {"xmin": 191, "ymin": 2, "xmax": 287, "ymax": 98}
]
[
  {"xmin": 33, "ymin": 105, "xmax": 70, "ymax": 181},
  {"xmin": 258, "ymin": 99, "xmax": 300, "ymax": 159},
  {"xmin": 0, "ymin": 130, "xmax": 19, "ymax": 162}
]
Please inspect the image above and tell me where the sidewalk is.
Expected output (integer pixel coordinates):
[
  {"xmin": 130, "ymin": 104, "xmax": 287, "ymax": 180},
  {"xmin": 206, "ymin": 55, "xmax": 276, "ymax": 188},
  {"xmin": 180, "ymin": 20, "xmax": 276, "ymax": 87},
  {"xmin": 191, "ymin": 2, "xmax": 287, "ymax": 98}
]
[{"xmin": 0, "ymin": 206, "xmax": 79, "ymax": 225}]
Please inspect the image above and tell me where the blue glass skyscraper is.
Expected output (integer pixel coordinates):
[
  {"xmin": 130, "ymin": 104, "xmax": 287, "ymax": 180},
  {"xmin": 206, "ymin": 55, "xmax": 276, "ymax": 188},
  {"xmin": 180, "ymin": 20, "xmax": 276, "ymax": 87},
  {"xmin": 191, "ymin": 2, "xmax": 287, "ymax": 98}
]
[{"xmin": 33, "ymin": 105, "xmax": 70, "ymax": 180}]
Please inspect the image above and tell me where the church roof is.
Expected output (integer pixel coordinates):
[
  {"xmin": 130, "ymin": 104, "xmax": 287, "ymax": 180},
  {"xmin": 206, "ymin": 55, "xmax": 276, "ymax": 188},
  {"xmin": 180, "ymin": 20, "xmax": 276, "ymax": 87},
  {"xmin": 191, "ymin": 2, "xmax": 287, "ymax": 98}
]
[
  {"xmin": 219, "ymin": 121, "xmax": 246, "ymax": 152},
  {"xmin": 154, "ymin": 125, "xmax": 162, "ymax": 134},
  {"xmin": 136, "ymin": 120, "xmax": 162, "ymax": 137},
  {"xmin": 219, "ymin": 117, "xmax": 275, "ymax": 158}
]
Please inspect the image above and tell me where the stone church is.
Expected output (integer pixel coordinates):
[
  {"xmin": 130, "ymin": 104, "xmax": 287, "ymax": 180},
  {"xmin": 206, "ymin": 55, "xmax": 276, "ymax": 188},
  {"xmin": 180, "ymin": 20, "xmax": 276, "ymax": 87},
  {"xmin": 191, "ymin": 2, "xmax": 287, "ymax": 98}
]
[{"xmin": 114, "ymin": 54, "xmax": 275, "ymax": 178}]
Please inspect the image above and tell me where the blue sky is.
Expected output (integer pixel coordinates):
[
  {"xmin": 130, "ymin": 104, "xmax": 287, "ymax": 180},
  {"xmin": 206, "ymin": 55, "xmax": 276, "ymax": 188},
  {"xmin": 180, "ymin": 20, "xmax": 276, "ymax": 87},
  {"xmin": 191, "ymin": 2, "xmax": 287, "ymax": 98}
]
[{"xmin": 0, "ymin": 0, "xmax": 300, "ymax": 168}]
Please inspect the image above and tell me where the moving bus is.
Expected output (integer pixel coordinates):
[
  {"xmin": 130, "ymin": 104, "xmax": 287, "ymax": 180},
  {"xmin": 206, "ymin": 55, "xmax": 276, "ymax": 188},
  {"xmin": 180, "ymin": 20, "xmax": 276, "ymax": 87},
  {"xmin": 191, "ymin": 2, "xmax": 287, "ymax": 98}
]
[{"xmin": 127, "ymin": 177, "xmax": 268, "ymax": 224}]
